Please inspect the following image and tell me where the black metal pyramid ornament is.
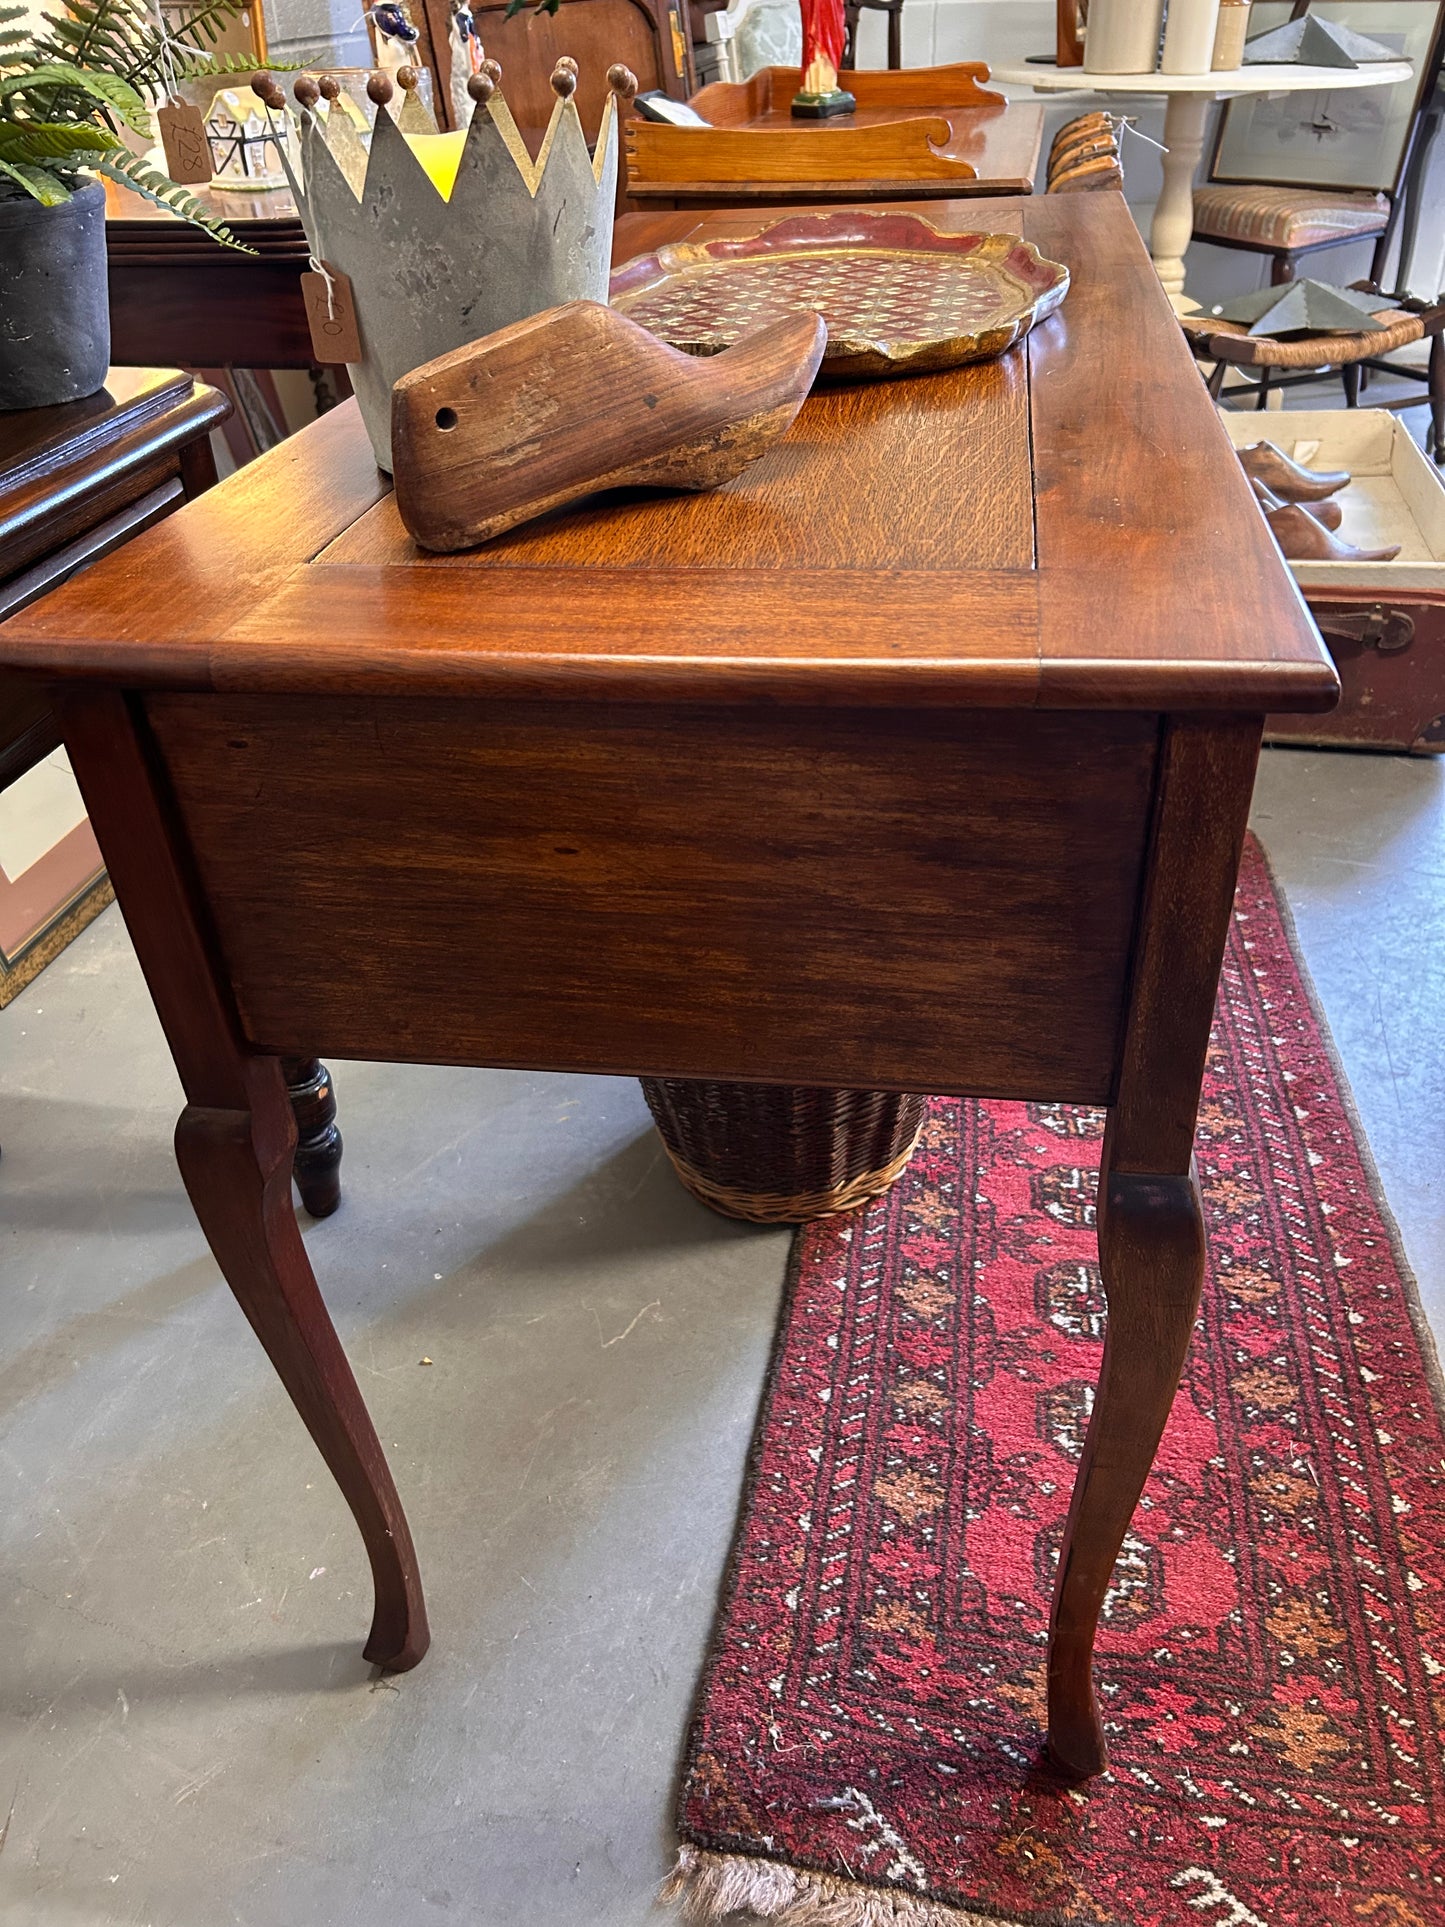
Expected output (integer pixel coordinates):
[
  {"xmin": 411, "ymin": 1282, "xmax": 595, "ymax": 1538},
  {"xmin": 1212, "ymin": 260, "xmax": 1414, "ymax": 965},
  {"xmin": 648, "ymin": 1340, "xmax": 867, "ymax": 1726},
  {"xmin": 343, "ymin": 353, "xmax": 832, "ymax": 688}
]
[
  {"xmin": 1210, "ymin": 279, "xmax": 1386, "ymax": 336},
  {"xmin": 1243, "ymin": 14, "xmax": 1399, "ymax": 65}
]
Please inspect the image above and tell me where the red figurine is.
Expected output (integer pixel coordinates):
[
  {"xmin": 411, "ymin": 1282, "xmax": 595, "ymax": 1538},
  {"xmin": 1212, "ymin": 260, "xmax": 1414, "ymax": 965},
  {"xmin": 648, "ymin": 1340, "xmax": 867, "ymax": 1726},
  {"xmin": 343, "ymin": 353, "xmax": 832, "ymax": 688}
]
[{"xmin": 792, "ymin": 0, "xmax": 855, "ymax": 116}]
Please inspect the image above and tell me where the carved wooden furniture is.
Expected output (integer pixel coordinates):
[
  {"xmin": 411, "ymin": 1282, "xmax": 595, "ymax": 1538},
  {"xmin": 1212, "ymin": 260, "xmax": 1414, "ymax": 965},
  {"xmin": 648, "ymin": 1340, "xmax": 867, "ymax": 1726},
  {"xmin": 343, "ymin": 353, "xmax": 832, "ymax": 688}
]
[
  {"xmin": 421, "ymin": 0, "xmax": 694, "ymax": 146},
  {"xmin": 992, "ymin": 57, "xmax": 1412, "ymax": 298},
  {"xmin": 0, "ymin": 193, "xmax": 1338, "ymax": 1779},
  {"xmin": 625, "ymin": 64, "xmax": 1044, "ymax": 204}
]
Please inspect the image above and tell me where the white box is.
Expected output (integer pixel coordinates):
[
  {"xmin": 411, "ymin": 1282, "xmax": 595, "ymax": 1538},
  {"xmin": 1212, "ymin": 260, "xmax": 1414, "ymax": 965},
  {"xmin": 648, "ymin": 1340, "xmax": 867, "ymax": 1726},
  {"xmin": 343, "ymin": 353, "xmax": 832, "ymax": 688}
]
[{"xmin": 1218, "ymin": 407, "xmax": 1445, "ymax": 593}]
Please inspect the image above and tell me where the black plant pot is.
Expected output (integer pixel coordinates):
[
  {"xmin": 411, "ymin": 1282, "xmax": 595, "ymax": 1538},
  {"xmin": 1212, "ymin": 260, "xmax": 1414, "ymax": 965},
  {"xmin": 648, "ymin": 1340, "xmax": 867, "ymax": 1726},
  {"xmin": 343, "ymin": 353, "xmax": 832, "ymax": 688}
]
[{"xmin": 0, "ymin": 181, "xmax": 110, "ymax": 412}]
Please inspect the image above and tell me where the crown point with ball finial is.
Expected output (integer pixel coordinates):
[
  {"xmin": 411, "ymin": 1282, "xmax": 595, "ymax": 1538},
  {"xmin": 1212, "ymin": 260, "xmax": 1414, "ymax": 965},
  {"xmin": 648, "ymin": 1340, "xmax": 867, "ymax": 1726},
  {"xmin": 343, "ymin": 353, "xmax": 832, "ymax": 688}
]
[
  {"xmin": 396, "ymin": 63, "xmax": 419, "ymax": 91},
  {"xmin": 318, "ymin": 73, "xmax": 341, "ymax": 100},
  {"xmin": 253, "ymin": 71, "xmax": 286, "ymax": 110},
  {"xmin": 480, "ymin": 56, "xmax": 502, "ymax": 83},
  {"xmin": 466, "ymin": 71, "xmax": 495, "ymax": 103},
  {"xmin": 367, "ymin": 71, "xmax": 394, "ymax": 105},
  {"xmin": 294, "ymin": 74, "xmax": 320, "ymax": 109},
  {"xmin": 550, "ymin": 60, "xmax": 577, "ymax": 98},
  {"xmin": 607, "ymin": 63, "xmax": 638, "ymax": 98}
]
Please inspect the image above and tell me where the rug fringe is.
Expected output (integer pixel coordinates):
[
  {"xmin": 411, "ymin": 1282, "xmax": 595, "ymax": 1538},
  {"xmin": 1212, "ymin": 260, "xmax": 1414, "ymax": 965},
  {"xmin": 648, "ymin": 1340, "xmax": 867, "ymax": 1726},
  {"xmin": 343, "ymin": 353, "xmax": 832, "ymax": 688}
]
[{"xmin": 661, "ymin": 1846, "xmax": 1013, "ymax": 1927}]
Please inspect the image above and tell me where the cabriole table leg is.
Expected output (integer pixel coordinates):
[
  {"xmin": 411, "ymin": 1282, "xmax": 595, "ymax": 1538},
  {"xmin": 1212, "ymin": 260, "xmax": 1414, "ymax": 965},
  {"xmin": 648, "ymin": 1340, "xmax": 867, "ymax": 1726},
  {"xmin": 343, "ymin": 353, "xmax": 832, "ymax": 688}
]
[
  {"xmin": 1047, "ymin": 1133, "xmax": 1206, "ymax": 1778},
  {"xmin": 60, "ymin": 688, "xmax": 427, "ymax": 1674},
  {"xmin": 1044, "ymin": 712, "xmax": 1263, "ymax": 1776},
  {"xmin": 175, "ymin": 1059, "xmax": 429, "ymax": 1672}
]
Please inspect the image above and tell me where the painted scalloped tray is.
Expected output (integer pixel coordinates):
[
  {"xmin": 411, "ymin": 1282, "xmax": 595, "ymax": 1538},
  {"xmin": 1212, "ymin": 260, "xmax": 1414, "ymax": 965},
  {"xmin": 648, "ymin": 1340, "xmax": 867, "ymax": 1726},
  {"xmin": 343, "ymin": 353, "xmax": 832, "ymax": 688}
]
[{"xmin": 609, "ymin": 208, "xmax": 1069, "ymax": 380}]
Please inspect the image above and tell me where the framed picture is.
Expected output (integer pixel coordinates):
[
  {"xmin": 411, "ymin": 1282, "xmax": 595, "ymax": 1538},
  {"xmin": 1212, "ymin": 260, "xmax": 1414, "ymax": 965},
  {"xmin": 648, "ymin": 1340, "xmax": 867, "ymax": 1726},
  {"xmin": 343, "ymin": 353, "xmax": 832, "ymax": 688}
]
[{"xmin": 1211, "ymin": 0, "xmax": 1445, "ymax": 193}]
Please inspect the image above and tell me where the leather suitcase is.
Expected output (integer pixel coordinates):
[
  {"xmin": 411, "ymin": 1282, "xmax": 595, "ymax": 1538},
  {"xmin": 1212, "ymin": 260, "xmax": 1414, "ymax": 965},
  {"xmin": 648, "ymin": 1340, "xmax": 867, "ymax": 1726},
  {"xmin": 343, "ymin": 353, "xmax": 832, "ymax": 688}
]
[
  {"xmin": 1267, "ymin": 587, "xmax": 1445, "ymax": 755},
  {"xmin": 1218, "ymin": 408, "xmax": 1445, "ymax": 755}
]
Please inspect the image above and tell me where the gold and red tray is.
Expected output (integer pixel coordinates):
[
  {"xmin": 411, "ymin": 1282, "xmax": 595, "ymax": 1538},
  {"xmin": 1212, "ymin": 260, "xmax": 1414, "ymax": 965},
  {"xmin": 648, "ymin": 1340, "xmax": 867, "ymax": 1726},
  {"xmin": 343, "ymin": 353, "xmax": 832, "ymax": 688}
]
[{"xmin": 609, "ymin": 209, "xmax": 1069, "ymax": 379}]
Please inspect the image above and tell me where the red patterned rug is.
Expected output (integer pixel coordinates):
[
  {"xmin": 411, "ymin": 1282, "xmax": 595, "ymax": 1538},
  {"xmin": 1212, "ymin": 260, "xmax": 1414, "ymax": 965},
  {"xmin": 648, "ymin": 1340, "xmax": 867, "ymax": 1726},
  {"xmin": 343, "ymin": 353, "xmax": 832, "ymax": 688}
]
[{"xmin": 665, "ymin": 838, "xmax": 1445, "ymax": 1927}]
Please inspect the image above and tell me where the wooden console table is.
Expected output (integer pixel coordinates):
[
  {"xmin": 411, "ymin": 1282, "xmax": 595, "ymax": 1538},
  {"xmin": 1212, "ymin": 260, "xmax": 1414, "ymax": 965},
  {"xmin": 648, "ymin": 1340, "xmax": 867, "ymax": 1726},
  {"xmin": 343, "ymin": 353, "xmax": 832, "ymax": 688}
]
[{"xmin": 0, "ymin": 193, "xmax": 1336, "ymax": 1778}]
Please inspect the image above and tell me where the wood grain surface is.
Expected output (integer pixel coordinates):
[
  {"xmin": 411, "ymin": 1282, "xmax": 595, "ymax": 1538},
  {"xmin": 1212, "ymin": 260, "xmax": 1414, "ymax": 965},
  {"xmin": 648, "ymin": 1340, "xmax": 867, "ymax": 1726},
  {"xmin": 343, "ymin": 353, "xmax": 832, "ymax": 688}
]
[
  {"xmin": 0, "ymin": 194, "xmax": 1336, "ymax": 716},
  {"xmin": 625, "ymin": 116, "xmax": 981, "ymax": 195},
  {"xmin": 0, "ymin": 369, "xmax": 229, "ymax": 580},
  {"xmin": 332, "ymin": 327, "xmax": 1033, "ymax": 571},
  {"xmin": 145, "ymin": 693, "xmax": 1158, "ymax": 1099},
  {"xmin": 625, "ymin": 96, "xmax": 1042, "ymax": 203},
  {"xmin": 1020, "ymin": 194, "xmax": 1327, "ymax": 703}
]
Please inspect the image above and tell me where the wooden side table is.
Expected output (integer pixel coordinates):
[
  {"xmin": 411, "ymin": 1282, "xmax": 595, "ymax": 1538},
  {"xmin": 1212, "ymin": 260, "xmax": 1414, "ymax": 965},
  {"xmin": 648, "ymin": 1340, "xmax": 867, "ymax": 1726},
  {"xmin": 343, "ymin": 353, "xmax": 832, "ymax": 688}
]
[
  {"xmin": 0, "ymin": 194, "xmax": 1338, "ymax": 1779},
  {"xmin": 0, "ymin": 367, "xmax": 342, "ymax": 1212}
]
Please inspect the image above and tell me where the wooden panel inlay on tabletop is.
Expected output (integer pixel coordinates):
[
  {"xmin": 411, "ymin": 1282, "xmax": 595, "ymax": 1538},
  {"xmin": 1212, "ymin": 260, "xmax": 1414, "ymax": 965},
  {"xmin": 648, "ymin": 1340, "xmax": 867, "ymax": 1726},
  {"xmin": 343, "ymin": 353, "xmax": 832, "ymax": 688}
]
[
  {"xmin": 145, "ymin": 695, "xmax": 1159, "ymax": 1098},
  {"xmin": 321, "ymin": 348, "xmax": 1035, "ymax": 574}
]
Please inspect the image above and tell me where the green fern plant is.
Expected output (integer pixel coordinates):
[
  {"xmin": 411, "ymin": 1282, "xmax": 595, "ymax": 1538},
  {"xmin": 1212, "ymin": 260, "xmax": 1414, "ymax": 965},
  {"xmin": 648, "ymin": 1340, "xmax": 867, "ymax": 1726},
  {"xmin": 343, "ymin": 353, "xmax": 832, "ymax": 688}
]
[{"xmin": 0, "ymin": 0, "xmax": 266, "ymax": 247}]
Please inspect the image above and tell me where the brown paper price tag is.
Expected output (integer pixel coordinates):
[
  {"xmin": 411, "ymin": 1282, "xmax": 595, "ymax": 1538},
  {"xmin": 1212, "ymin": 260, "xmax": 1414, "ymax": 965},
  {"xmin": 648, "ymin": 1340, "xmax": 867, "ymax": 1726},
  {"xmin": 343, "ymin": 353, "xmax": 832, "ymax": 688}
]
[
  {"xmin": 300, "ymin": 265, "xmax": 363, "ymax": 363},
  {"xmin": 156, "ymin": 98, "xmax": 212, "ymax": 185}
]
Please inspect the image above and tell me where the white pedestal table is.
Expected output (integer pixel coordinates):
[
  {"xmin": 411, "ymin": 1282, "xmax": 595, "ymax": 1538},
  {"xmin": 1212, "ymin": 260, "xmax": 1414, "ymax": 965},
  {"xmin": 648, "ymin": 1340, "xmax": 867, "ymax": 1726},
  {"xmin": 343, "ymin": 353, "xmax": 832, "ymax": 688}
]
[{"xmin": 990, "ymin": 60, "xmax": 1412, "ymax": 299}]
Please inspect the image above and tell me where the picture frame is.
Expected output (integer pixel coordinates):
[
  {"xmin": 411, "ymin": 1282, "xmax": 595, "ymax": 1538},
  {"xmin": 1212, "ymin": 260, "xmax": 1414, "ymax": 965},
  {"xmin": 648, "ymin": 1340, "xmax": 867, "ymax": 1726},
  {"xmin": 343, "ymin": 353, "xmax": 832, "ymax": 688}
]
[{"xmin": 1210, "ymin": 0, "xmax": 1445, "ymax": 193}]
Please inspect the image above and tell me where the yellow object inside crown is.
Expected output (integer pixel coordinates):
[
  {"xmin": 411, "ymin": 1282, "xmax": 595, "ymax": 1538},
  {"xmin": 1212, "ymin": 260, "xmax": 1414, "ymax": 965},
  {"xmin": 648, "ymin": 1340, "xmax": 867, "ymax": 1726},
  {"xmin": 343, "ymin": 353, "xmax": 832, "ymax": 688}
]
[{"xmin": 404, "ymin": 129, "xmax": 468, "ymax": 199}]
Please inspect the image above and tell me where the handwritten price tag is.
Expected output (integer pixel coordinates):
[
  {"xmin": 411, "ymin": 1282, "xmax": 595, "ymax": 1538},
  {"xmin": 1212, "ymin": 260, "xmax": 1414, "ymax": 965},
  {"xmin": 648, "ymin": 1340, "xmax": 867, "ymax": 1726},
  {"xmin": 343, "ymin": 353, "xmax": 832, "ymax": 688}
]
[
  {"xmin": 300, "ymin": 264, "xmax": 363, "ymax": 363},
  {"xmin": 157, "ymin": 98, "xmax": 212, "ymax": 185}
]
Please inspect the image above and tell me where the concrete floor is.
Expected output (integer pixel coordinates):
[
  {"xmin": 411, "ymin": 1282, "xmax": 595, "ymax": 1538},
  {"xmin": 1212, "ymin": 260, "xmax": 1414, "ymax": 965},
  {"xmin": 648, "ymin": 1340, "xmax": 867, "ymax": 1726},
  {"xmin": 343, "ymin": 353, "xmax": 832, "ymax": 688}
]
[{"xmin": 0, "ymin": 745, "xmax": 1441, "ymax": 1927}]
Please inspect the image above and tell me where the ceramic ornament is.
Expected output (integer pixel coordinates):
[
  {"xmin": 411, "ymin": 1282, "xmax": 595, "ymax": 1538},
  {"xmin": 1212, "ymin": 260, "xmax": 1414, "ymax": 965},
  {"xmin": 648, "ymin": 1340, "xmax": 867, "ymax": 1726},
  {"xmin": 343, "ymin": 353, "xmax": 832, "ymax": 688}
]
[
  {"xmin": 277, "ymin": 61, "xmax": 630, "ymax": 471},
  {"xmin": 1243, "ymin": 15, "xmax": 1399, "ymax": 65},
  {"xmin": 1211, "ymin": 279, "xmax": 1387, "ymax": 335}
]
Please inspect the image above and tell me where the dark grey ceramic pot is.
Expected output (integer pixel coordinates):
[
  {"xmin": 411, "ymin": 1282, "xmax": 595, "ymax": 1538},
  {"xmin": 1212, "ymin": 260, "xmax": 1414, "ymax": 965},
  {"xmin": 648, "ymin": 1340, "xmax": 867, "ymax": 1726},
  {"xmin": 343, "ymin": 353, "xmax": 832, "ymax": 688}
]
[{"xmin": 0, "ymin": 180, "xmax": 110, "ymax": 411}]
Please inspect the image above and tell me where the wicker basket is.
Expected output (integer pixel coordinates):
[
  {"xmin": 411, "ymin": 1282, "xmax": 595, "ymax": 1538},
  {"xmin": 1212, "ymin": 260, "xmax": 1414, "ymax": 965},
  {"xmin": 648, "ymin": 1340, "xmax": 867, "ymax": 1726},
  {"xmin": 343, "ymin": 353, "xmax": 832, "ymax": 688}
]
[{"xmin": 639, "ymin": 1078, "xmax": 926, "ymax": 1224}]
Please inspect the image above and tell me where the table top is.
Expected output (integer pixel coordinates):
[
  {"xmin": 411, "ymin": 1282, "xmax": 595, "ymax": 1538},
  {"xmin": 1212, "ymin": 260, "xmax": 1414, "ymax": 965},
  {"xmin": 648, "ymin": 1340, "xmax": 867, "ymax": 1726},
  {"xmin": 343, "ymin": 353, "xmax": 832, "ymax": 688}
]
[
  {"xmin": 3, "ymin": 194, "xmax": 1334, "ymax": 716},
  {"xmin": 991, "ymin": 58, "xmax": 1413, "ymax": 96}
]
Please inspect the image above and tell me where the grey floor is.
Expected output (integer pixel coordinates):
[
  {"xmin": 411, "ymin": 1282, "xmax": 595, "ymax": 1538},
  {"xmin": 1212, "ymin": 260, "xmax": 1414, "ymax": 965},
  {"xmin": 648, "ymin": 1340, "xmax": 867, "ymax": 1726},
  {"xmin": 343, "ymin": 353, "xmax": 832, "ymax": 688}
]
[{"xmin": 1, "ymin": 745, "xmax": 1441, "ymax": 1927}]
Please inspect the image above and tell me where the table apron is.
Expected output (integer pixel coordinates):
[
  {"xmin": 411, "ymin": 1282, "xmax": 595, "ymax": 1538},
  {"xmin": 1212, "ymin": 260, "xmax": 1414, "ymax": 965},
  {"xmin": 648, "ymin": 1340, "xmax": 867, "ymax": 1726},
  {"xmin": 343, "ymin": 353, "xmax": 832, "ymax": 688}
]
[{"xmin": 141, "ymin": 692, "xmax": 1164, "ymax": 1102}]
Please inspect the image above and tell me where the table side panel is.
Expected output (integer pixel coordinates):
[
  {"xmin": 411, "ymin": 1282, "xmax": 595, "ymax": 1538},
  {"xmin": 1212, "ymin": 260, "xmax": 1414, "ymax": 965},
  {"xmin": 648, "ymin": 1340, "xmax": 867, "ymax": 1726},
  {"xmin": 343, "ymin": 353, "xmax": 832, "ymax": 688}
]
[{"xmin": 143, "ymin": 695, "xmax": 1159, "ymax": 1099}]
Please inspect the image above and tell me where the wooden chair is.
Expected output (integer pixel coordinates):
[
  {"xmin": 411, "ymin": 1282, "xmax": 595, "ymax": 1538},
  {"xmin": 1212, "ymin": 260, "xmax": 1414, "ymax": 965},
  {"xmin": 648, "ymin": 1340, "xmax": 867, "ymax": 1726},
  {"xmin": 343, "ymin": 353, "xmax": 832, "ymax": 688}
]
[
  {"xmin": 1190, "ymin": 0, "xmax": 1445, "ymax": 287},
  {"xmin": 1046, "ymin": 112, "xmax": 1123, "ymax": 193},
  {"xmin": 624, "ymin": 62, "xmax": 1005, "ymax": 204},
  {"xmin": 842, "ymin": 0, "xmax": 903, "ymax": 71},
  {"xmin": 1181, "ymin": 293, "xmax": 1445, "ymax": 461},
  {"xmin": 448, "ymin": 0, "xmax": 693, "ymax": 149},
  {"xmin": 1190, "ymin": 185, "xmax": 1394, "ymax": 288}
]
